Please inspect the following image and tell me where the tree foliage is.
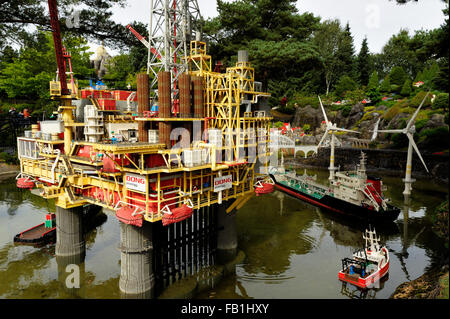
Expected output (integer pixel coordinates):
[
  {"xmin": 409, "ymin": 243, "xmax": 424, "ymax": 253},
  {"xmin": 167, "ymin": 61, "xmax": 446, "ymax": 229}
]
[
  {"xmin": 357, "ymin": 37, "xmax": 371, "ymax": 86},
  {"xmin": 0, "ymin": 0, "xmax": 140, "ymax": 50},
  {"xmin": 0, "ymin": 31, "xmax": 93, "ymax": 100}
]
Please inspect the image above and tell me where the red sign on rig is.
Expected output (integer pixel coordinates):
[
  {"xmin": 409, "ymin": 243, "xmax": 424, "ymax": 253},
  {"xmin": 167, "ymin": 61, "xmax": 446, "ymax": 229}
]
[
  {"xmin": 125, "ymin": 173, "xmax": 147, "ymax": 192},
  {"xmin": 213, "ymin": 175, "xmax": 232, "ymax": 192}
]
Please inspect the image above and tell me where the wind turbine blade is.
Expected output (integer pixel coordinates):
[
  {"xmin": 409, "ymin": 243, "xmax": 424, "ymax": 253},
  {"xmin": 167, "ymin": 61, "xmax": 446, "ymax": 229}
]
[
  {"xmin": 318, "ymin": 95, "xmax": 329, "ymax": 124},
  {"xmin": 407, "ymin": 91, "xmax": 430, "ymax": 131},
  {"xmin": 407, "ymin": 133, "xmax": 429, "ymax": 173},
  {"xmin": 377, "ymin": 129, "xmax": 403, "ymax": 134},
  {"xmin": 371, "ymin": 118, "xmax": 380, "ymax": 141},
  {"xmin": 334, "ymin": 128, "xmax": 361, "ymax": 134},
  {"xmin": 317, "ymin": 130, "xmax": 329, "ymax": 148}
]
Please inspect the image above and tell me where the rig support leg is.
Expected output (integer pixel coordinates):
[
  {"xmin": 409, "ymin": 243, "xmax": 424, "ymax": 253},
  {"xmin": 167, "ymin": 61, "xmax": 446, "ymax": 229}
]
[
  {"xmin": 216, "ymin": 202, "xmax": 237, "ymax": 264},
  {"xmin": 119, "ymin": 221, "xmax": 154, "ymax": 298},
  {"xmin": 55, "ymin": 206, "xmax": 85, "ymax": 259}
]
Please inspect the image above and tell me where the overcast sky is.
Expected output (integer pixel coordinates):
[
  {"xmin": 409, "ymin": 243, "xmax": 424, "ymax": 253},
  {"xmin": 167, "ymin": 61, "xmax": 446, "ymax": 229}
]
[{"xmin": 96, "ymin": 0, "xmax": 447, "ymax": 56}]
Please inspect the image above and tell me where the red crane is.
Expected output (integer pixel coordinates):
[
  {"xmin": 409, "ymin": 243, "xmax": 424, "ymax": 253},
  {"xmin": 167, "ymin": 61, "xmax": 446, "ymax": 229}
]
[
  {"xmin": 126, "ymin": 24, "xmax": 162, "ymax": 60},
  {"xmin": 48, "ymin": 0, "xmax": 69, "ymax": 96}
]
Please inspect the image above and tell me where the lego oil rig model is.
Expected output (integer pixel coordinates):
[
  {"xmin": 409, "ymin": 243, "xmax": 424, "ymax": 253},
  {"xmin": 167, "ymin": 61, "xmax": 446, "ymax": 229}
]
[{"xmin": 16, "ymin": 0, "xmax": 273, "ymax": 228}]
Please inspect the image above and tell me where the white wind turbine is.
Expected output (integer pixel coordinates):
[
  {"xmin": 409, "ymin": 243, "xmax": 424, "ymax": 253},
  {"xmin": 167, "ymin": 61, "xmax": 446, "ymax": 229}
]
[
  {"xmin": 372, "ymin": 92, "xmax": 430, "ymax": 198},
  {"xmin": 317, "ymin": 96, "xmax": 361, "ymax": 181}
]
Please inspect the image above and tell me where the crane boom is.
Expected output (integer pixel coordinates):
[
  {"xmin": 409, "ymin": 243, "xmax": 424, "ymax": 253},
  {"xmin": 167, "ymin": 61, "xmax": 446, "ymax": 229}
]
[
  {"xmin": 126, "ymin": 24, "xmax": 162, "ymax": 60},
  {"xmin": 48, "ymin": 0, "xmax": 69, "ymax": 95}
]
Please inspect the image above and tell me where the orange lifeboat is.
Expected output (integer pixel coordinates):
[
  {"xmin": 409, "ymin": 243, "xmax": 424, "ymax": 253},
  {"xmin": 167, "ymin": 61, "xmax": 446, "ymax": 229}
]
[
  {"xmin": 115, "ymin": 206, "xmax": 143, "ymax": 227},
  {"xmin": 17, "ymin": 177, "xmax": 35, "ymax": 189},
  {"xmin": 162, "ymin": 204, "xmax": 193, "ymax": 226},
  {"xmin": 254, "ymin": 180, "xmax": 274, "ymax": 196}
]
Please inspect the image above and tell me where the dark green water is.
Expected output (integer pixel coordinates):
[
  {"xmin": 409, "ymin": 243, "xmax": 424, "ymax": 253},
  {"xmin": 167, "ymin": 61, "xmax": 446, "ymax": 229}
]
[{"xmin": 0, "ymin": 168, "xmax": 448, "ymax": 299}]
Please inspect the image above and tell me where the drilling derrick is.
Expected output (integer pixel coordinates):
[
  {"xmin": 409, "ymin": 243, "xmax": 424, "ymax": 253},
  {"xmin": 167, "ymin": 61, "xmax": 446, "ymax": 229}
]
[{"xmin": 147, "ymin": 0, "xmax": 202, "ymax": 104}]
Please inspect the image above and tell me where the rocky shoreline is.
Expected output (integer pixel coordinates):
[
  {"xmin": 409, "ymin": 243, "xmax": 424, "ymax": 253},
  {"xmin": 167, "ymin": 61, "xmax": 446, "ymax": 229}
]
[
  {"xmin": 390, "ymin": 267, "xmax": 449, "ymax": 299},
  {"xmin": 0, "ymin": 162, "xmax": 19, "ymax": 182}
]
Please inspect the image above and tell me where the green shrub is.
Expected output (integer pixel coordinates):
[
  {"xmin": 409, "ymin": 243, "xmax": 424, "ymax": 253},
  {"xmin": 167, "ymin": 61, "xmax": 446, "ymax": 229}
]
[
  {"xmin": 330, "ymin": 104, "xmax": 352, "ymax": 117},
  {"xmin": 419, "ymin": 126, "xmax": 449, "ymax": 138},
  {"xmin": 414, "ymin": 118, "xmax": 429, "ymax": 132},
  {"xmin": 279, "ymin": 103, "xmax": 296, "ymax": 114},
  {"xmin": 274, "ymin": 121, "xmax": 284, "ymax": 128},
  {"xmin": 410, "ymin": 91, "xmax": 433, "ymax": 108},
  {"xmin": 291, "ymin": 95, "xmax": 320, "ymax": 109},
  {"xmin": 334, "ymin": 76, "xmax": 357, "ymax": 98},
  {"xmin": 432, "ymin": 93, "xmax": 449, "ymax": 110},
  {"xmin": 383, "ymin": 101, "xmax": 408, "ymax": 121},
  {"xmin": 367, "ymin": 87, "xmax": 382, "ymax": 104},
  {"xmin": 344, "ymin": 88, "xmax": 365, "ymax": 104},
  {"xmin": 391, "ymin": 132, "xmax": 409, "ymax": 148},
  {"xmin": 303, "ymin": 124, "xmax": 310, "ymax": 132},
  {"xmin": 0, "ymin": 152, "xmax": 18, "ymax": 164},
  {"xmin": 418, "ymin": 126, "xmax": 450, "ymax": 149}
]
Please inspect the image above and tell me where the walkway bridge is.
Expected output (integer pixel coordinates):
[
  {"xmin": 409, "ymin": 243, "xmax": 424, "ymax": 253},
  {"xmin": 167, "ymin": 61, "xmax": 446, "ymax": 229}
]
[{"xmin": 269, "ymin": 132, "xmax": 318, "ymax": 158}]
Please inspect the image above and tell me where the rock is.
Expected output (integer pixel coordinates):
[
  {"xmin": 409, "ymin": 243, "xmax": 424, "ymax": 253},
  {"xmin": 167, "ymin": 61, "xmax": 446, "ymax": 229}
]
[
  {"xmin": 299, "ymin": 135, "xmax": 317, "ymax": 145},
  {"xmin": 376, "ymin": 105, "xmax": 387, "ymax": 111},
  {"xmin": 349, "ymin": 103, "xmax": 364, "ymax": 116},
  {"xmin": 388, "ymin": 113, "xmax": 410, "ymax": 129},
  {"xmin": 421, "ymin": 114, "xmax": 446, "ymax": 131},
  {"xmin": 292, "ymin": 105, "xmax": 321, "ymax": 129}
]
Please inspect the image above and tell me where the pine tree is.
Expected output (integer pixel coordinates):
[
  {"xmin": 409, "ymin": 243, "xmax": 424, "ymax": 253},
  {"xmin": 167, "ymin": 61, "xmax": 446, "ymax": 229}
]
[
  {"xmin": 367, "ymin": 71, "xmax": 379, "ymax": 90},
  {"xmin": 400, "ymin": 79, "xmax": 412, "ymax": 97},
  {"xmin": 367, "ymin": 71, "xmax": 381, "ymax": 103},
  {"xmin": 336, "ymin": 22, "xmax": 356, "ymax": 79},
  {"xmin": 357, "ymin": 37, "xmax": 370, "ymax": 86},
  {"xmin": 380, "ymin": 75, "xmax": 391, "ymax": 93}
]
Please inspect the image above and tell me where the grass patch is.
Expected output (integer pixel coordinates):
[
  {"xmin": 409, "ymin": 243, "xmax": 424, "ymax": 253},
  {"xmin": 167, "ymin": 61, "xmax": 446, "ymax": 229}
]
[{"xmin": 439, "ymin": 273, "xmax": 449, "ymax": 299}]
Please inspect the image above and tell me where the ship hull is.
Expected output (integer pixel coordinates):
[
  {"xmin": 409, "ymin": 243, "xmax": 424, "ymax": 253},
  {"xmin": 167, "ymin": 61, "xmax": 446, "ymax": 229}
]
[{"xmin": 270, "ymin": 174, "xmax": 400, "ymax": 222}]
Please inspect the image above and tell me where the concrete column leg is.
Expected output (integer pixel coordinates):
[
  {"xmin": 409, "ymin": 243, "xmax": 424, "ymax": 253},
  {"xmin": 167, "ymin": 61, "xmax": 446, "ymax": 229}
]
[
  {"xmin": 56, "ymin": 254, "xmax": 86, "ymax": 298},
  {"xmin": 119, "ymin": 221, "xmax": 154, "ymax": 298},
  {"xmin": 216, "ymin": 203, "xmax": 237, "ymax": 264},
  {"xmin": 55, "ymin": 206, "xmax": 85, "ymax": 259}
]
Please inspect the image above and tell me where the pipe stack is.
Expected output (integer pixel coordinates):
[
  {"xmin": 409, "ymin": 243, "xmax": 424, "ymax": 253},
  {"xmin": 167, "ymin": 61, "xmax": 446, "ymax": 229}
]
[
  {"xmin": 137, "ymin": 73, "xmax": 149, "ymax": 142},
  {"xmin": 192, "ymin": 76, "xmax": 204, "ymax": 118},
  {"xmin": 158, "ymin": 71, "xmax": 172, "ymax": 148},
  {"xmin": 179, "ymin": 73, "xmax": 191, "ymax": 118}
]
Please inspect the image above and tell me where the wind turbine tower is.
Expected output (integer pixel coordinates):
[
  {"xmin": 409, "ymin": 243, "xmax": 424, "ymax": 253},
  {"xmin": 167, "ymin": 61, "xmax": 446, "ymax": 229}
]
[
  {"xmin": 317, "ymin": 96, "xmax": 361, "ymax": 181},
  {"xmin": 373, "ymin": 92, "xmax": 430, "ymax": 198}
]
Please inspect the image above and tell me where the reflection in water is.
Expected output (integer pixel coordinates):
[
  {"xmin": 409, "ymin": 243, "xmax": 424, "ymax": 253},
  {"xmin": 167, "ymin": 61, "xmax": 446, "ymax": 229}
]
[
  {"xmin": 197, "ymin": 167, "xmax": 447, "ymax": 299},
  {"xmin": 340, "ymin": 274, "xmax": 390, "ymax": 299},
  {"xmin": 1, "ymin": 168, "xmax": 448, "ymax": 299}
]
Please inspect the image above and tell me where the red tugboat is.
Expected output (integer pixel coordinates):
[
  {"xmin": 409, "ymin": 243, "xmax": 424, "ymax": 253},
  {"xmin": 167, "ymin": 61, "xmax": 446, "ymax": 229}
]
[{"xmin": 338, "ymin": 228, "xmax": 389, "ymax": 289}]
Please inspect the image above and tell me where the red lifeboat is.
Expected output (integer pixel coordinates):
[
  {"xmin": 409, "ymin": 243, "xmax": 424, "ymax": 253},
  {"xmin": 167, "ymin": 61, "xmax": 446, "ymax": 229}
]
[
  {"xmin": 162, "ymin": 204, "xmax": 193, "ymax": 226},
  {"xmin": 254, "ymin": 180, "xmax": 274, "ymax": 196},
  {"xmin": 17, "ymin": 177, "xmax": 35, "ymax": 189},
  {"xmin": 115, "ymin": 206, "xmax": 143, "ymax": 227}
]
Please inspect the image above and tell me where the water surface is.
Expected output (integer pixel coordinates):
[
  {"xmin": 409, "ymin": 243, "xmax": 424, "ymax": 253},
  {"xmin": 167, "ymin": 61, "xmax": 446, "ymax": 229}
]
[{"xmin": 0, "ymin": 168, "xmax": 447, "ymax": 299}]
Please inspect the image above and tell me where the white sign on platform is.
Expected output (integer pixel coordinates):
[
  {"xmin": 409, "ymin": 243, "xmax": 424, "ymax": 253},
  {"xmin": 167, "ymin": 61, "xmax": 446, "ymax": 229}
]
[
  {"xmin": 213, "ymin": 175, "xmax": 232, "ymax": 192},
  {"xmin": 125, "ymin": 173, "xmax": 147, "ymax": 192}
]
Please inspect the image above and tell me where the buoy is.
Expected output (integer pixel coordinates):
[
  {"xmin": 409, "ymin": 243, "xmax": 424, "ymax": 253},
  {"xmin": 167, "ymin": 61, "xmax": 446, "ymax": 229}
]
[{"xmin": 17, "ymin": 177, "xmax": 35, "ymax": 189}]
